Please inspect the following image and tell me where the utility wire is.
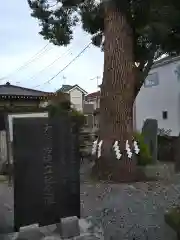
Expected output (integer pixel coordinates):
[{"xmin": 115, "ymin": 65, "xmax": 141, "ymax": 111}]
[
  {"xmin": 23, "ymin": 47, "xmax": 73, "ymax": 83},
  {"xmin": 0, "ymin": 43, "xmax": 50, "ymax": 81},
  {"xmin": 33, "ymin": 42, "xmax": 92, "ymax": 88}
]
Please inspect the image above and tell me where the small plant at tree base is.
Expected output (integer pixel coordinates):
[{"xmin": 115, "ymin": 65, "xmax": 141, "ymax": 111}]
[{"xmin": 134, "ymin": 132, "xmax": 152, "ymax": 166}]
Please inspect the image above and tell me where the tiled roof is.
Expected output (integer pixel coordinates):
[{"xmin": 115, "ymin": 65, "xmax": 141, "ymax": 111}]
[
  {"xmin": 57, "ymin": 84, "xmax": 88, "ymax": 94},
  {"xmin": 152, "ymin": 55, "xmax": 180, "ymax": 69},
  {"xmin": 86, "ymin": 91, "xmax": 100, "ymax": 100},
  {"xmin": 0, "ymin": 82, "xmax": 52, "ymax": 96},
  {"xmin": 59, "ymin": 84, "xmax": 74, "ymax": 92}
]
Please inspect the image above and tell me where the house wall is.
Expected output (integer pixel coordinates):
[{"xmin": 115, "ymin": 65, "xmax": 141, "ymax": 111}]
[
  {"xmin": 85, "ymin": 97, "xmax": 100, "ymax": 110},
  {"xmin": 135, "ymin": 59, "xmax": 180, "ymax": 136},
  {"xmin": 69, "ymin": 88, "xmax": 84, "ymax": 112}
]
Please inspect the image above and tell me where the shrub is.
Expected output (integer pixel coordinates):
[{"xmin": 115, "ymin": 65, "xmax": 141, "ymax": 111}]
[{"xmin": 134, "ymin": 132, "xmax": 152, "ymax": 166}]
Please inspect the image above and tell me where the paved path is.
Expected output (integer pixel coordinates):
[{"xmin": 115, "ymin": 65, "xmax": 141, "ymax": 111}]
[
  {"xmin": 0, "ymin": 175, "xmax": 180, "ymax": 239},
  {"xmin": 0, "ymin": 183, "xmax": 13, "ymax": 234},
  {"xmin": 81, "ymin": 175, "xmax": 180, "ymax": 239}
]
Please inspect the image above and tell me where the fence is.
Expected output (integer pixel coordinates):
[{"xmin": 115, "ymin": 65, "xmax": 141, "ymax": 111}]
[{"xmin": 158, "ymin": 135, "xmax": 178, "ymax": 162}]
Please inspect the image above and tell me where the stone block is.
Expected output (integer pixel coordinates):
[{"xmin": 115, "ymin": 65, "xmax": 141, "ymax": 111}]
[
  {"xmin": 17, "ymin": 223, "xmax": 44, "ymax": 240},
  {"xmin": 142, "ymin": 118, "xmax": 158, "ymax": 163},
  {"xmin": 175, "ymin": 134, "xmax": 180, "ymax": 172},
  {"xmin": 40, "ymin": 224, "xmax": 57, "ymax": 236},
  {"xmin": 78, "ymin": 218, "xmax": 104, "ymax": 240},
  {"xmin": 79, "ymin": 219, "xmax": 91, "ymax": 234},
  {"xmin": 58, "ymin": 216, "xmax": 80, "ymax": 239},
  {"xmin": 74, "ymin": 235, "xmax": 100, "ymax": 240},
  {"xmin": 137, "ymin": 162, "xmax": 175, "ymax": 180},
  {"xmin": 43, "ymin": 236, "xmax": 62, "ymax": 240}
]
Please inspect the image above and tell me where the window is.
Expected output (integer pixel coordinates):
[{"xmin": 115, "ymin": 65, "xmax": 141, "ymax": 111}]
[
  {"xmin": 144, "ymin": 72, "xmax": 159, "ymax": 87},
  {"xmin": 162, "ymin": 111, "xmax": 168, "ymax": 120},
  {"xmin": 174, "ymin": 64, "xmax": 180, "ymax": 81}
]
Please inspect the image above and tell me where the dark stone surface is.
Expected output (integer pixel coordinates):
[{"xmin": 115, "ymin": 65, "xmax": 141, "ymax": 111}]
[
  {"xmin": 13, "ymin": 116, "xmax": 80, "ymax": 231},
  {"xmin": 175, "ymin": 134, "xmax": 180, "ymax": 172},
  {"xmin": 142, "ymin": 118, "xmax": 158, "ymax": 163},
  {"xmin": 158, "ymin": 135, "xmax": 177, "ymax": 163}
]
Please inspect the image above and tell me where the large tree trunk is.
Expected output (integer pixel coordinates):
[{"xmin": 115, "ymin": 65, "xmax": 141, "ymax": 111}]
[{"xmin": 93, "ymin": 3, "xmax": 137, "ymax": 182}]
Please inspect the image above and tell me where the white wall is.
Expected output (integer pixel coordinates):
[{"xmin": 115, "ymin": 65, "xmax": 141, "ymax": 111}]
[
  {"xmin": 86, "ymin": 97, "xmax": 100, "ymax": 110},
  {"xmin": 69, "ymin": 88, "xmax": 84, "ymax": 112},
  {"xmin": 135, "ymin": 60, "xmax": 180, "ymax": 136},
  {"xmin": 8, "ymin": 112, "xmax": 48, "ymax": 142}
]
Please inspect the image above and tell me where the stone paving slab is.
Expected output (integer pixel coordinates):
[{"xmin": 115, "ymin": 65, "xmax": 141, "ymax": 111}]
[{"xmin": 0, "ymin": 217, "xmax": 104, "ymax": 240}]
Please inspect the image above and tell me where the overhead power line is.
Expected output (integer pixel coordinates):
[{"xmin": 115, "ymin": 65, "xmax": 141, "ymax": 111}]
[
  {"xmin": 0, "ymin": 43, "xmax": 51, "ymax": 81},
  {"xmin": 33, "ymin": 42, "xmax": 92, "ymax": 88},
  {"xmin": 24, "ymin": 47, "xmax": 72, "ymax": 83}
]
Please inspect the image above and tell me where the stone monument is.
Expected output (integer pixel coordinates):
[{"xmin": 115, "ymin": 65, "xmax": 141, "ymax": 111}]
[
  {"xmin": 142, "ymin": 118, "xmax": 158, "ymax": 163},
  {"xmin": 13, "ymin": 115, "xmax": 80, "ymax": 231}
]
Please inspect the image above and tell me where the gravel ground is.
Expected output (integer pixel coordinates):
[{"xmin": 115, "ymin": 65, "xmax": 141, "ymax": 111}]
[
  {"xmin": 81, "ymin": 175, "xmax": 180, "ymax": 240},
  {"xmin": 0, "ymin": 183, "xmax": 13, "ymax": 234},
  {"xmin": 0, "ymin": 174, "xmax": 180, "ymax": 239}
]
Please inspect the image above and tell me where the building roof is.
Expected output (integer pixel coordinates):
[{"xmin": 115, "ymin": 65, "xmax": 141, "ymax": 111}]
[
  {"xmin": 152, "ymin": 55, "xmax": 180, "ymax": 69},
  {"xmin": 57, "ymin": 84, "xmax": 87, "ymax": 95},
  {"xmin": 59, "ymin": 84, "xmax": 73, "ymax": 92},
  {"xmin": 86, "ymin": 91, "xmax": 100, "ymax": 100},
  {"xmin": 0, "ymin": 82, "xmax": 54, "ymax": 100},
  {"xmin": 0, "ymin": 82, "xmax": 52, "ymax": 96}
]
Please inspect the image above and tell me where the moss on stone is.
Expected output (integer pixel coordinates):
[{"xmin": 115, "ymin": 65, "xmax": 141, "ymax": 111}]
[{"xmin": 165, "ymin": 207, "xmax": 180, "ymax": 232}]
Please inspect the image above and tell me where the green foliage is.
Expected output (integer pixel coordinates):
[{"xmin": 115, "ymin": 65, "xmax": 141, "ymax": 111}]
[
  {"xmin": 69, "ymin": 108, "xmax": 86, "ymax": 128},
  {"xmin": 134, "ymin": 132, "xmax": 152, "ymax": 166},
  {"xmin": 47, "ymin": 100, "xmax": 71, "ymax": 117},
  {"xmin": 48, "ymin": 100, "xmax": 87, "ymax": 157},
  {"xmin": 28, "ymin": 0, "xmax": 180, "ymax": 69},
  {"xmin": 48, "ymin": 100, "xmax": 85, "ymax": 128}
]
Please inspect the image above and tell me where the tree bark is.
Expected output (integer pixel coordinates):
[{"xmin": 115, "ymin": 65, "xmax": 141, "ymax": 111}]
[{"xmin": 93, "ymin": 3, "xmax": 137, "ymax": 182}]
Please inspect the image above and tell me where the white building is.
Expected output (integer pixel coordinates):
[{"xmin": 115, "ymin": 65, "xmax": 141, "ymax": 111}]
[
  {"xmin": 57, "ymin": 84, "xmax": 87, "ymax": 112},
  {"xmin": 135, "ymin": 55, "xmax": 180, "ymax": 136}
]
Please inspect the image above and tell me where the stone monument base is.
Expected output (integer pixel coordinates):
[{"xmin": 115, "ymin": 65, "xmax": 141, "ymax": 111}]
[{"xmin": 2, "ymin": 217, "xmax": 104, "ymax": 240}]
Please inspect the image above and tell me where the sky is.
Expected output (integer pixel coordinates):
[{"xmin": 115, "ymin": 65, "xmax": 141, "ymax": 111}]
[{"xmin": 0, "ymin": 1, "xmax": 104, "ymax": 93}]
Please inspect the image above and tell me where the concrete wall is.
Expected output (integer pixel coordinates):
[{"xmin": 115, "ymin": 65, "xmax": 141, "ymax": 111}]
[
  {"xmin": 85, "ymin": 97, "xmax": 100, "ymax": 110},
  {"xmin": 135, "ymin": 59, "xmax": 180, "ymax": 136}
]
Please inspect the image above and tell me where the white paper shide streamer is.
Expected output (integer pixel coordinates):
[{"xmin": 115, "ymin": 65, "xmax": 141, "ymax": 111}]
[
  {"xmin": 97, "ymin": 140, "xmax": 103, "ymax": 158},
  {"xmin": 113, "ymin": 141, "xmax": 122, "ymax": 160},
  {"xmin": 125, "ymin": 140, "xmax": 132, "ymax": 159},
  {"xmin": 92, "ymin": 139, "xmax": 98, "ymax": 155},
  {"xmin": 133, "ymin": 141, "xmax": 140, "ymax": 154}
]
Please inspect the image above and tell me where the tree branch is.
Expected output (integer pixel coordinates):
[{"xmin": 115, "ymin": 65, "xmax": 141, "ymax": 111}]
[{"xmin": 134, "ymin": 45, "xmax": 157, "ymax": 98}]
